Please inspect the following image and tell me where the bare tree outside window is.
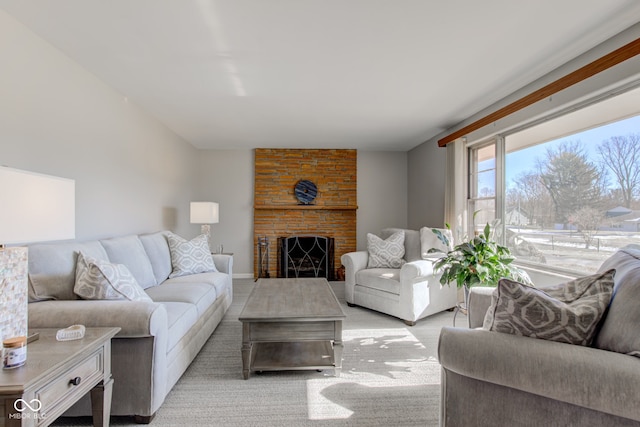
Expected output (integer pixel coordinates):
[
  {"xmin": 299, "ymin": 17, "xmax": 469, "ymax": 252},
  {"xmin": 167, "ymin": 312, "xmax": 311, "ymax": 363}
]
[
  {"xmin": 570, "ymin": 206, "xmax": 605, "ymax": 249},
  {"xmin": 597, "ymin": 134, "xmax": 640, "ymax": 208}
]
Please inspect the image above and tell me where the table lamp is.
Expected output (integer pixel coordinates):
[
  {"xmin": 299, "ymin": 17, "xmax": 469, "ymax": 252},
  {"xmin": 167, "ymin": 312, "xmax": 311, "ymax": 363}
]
[
  {"xmin": 0, "ymin": 167, "xmax": 75, "ymax": 346},
  {"xmin": 190, "ymin": 202, "xmax": 219, "ymax": 250}
]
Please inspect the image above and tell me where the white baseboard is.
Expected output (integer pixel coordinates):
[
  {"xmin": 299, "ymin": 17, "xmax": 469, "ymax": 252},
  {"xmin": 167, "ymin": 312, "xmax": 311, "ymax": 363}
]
[{"xmin": 233, "ymin": 273, "xmax": 254, "ymax": 279}]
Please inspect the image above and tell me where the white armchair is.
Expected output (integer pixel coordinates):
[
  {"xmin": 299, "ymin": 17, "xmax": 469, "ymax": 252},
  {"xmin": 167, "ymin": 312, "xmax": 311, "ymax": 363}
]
[{"xmin": 341, "ymin": 228, "xmax": 458, "ymax": 325}]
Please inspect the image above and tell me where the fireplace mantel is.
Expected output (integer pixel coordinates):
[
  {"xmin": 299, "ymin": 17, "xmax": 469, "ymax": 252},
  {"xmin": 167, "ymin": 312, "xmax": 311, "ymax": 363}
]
[{"xmin": 254, "ymin": 205, "xmax": 358, "ymax": 210}]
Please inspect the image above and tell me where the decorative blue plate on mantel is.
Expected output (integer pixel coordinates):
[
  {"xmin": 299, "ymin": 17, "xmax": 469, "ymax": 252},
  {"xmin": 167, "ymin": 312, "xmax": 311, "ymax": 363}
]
[{"xmin": 294, "ymin": 180, "xmax": 318, "ymax": 204}]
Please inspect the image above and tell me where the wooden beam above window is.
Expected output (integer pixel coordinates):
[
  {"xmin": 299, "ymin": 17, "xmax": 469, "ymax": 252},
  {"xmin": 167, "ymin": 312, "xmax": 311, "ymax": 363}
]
[{"xmin": 437, "ymin": 37, "xmax": 640, "ymax": 147}]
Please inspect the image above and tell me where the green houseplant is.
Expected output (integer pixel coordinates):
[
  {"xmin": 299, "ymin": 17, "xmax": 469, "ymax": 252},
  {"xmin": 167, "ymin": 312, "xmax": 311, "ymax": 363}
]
[{"xmin": 429, "ymin": 222, "xmax": 531, "ymax": 290}]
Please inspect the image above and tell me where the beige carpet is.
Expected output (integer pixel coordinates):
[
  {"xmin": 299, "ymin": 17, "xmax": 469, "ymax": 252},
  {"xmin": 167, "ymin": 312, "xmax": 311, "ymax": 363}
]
[{"xmin": 53, "ymin": 279, "xmax": 457, "ymax": 427}]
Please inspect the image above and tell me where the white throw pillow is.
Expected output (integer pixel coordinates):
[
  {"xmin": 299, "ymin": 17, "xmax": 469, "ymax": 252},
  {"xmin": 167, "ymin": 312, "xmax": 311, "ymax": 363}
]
[
  {"xmin": 367, "ymin": 231, "xmax": 406, "ymax": 268},
  {"xmin": 74, "ymin": 252, "xmax": 152, "ymax": 301},
  {"xmin": 167, "ymin": 233, "xmax": 218, "ymax": 278},
  {"xmin": 420, "ymin": 227, "xmax": 453, "ymax": 259}
]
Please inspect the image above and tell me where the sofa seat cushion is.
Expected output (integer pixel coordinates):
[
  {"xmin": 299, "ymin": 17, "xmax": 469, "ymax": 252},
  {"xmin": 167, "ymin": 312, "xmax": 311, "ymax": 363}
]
[
  {"xmin": 100, "ymin": 235, "xmax": 157, "ymax": 289},
  {"xmin": 161, "ymin": 302, "xmax": 198, "ymax": 352},
  {"xmin": 28, "ymin": 241, "xmax": 109, "ymax": 301},
  {"xmin": 162, "ymin": 271, "xmax": 229, "ymax": 293},
  {"xmin": 356, "ymin": 268, "xmax": 401, "ymax": 295},
  {"xmin": 146, "ymin": 277, "xmax": 221, "ymax": 317}
]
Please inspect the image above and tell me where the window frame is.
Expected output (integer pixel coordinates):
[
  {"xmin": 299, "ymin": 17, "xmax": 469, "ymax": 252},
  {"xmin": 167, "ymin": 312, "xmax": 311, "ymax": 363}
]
[{"xmin": 463, "ymin": 81, "xmax": 640, "ymax": 276}]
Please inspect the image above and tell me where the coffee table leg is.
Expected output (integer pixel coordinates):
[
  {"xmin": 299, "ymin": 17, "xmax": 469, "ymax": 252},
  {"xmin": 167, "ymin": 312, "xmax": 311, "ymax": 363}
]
[
  {"xmin": 242, "ymin": 323, "xmax": 252, "ymax": 380},
  {"xmin": 333, "ymin": 340, "xmax": 343, "ymax": 377},
  {"xmin": 334, "ymin": 320, "xmax": 343, "ymax": 377}
]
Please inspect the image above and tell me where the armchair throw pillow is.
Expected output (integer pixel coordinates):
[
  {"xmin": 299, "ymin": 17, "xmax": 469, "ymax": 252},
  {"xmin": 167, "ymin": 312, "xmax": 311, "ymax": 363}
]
[
  {"xmin": 74, "ymin": 252, "xmax": 152, "ymax": 302},
  {"xmin": 482, "ymin": 269, "xmax": 615, "ymax": 346},
  {"xmin": 167, "ymin": 233, "xmax": 218, "ymax": 278},
  {"xmin": 367, "ymin": 231, "xmax": 406, "ymax": 268},
  {"xmin": 420, "ymin": 227, "xmax": 453, "ymax": 259}
]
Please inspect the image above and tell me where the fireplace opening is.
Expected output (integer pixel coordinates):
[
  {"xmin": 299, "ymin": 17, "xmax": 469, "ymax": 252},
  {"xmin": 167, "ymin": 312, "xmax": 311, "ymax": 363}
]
[{"xmin": 278, "ymin": 236, "xmax": 335, "ymax": 280}]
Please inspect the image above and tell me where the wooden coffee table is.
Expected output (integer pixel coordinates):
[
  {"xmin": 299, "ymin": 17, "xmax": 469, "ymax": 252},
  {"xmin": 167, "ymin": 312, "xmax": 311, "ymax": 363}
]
[{"xmin": 239, "ymin": 278, "xmax": 346, "ymax": 379}]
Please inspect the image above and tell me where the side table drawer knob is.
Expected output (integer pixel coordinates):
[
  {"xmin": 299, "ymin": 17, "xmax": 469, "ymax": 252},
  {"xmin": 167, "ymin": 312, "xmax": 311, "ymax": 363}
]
[{"xmin": 69, "ymin": 377, "xmax": 82, "ymax": 386}]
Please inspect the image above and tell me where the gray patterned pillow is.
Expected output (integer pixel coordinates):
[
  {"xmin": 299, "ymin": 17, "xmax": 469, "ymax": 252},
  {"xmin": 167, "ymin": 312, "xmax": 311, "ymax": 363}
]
[
  {"xmin": 167, "ymin": 233, "xmax": 218, "ymax": 278},
  {"xmin": 482, "ymin": 270, "xmax": 615, "ymax": 346},
  {"xmin": 367, "ymin": 231, "xmax": 406, "ymax": 268},
  {"xmin": 74, "ymin": 252, "xmax": 152, "ymax": 301}
]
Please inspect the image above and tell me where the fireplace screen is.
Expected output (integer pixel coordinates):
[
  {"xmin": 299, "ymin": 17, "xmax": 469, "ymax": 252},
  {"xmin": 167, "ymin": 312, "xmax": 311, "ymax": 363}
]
[{"xmin": 278, "ymin": 236, "xmax": 334, "ymax": 280}]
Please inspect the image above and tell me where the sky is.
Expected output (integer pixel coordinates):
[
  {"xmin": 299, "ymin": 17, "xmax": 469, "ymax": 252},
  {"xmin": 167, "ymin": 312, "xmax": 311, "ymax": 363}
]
[{"xmin": 505, "ymin": 114, "xmax": 640, "ymax": 190}]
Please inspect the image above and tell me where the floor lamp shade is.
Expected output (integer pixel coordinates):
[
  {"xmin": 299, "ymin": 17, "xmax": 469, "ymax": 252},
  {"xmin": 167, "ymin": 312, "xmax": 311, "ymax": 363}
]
[{"xmin": 0, "ymin": 167, "xmax": 75, "ymax": 344}]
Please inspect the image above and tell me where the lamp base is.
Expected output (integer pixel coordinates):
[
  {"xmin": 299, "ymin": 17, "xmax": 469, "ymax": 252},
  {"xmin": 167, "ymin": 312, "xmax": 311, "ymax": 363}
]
[
  {"xmin": 0, "ymin": 247, "xmax": 28, "ymax": 343},
  {"xmin": 200, "ymin": 224, "xmax": 212, "ymax": 251}
]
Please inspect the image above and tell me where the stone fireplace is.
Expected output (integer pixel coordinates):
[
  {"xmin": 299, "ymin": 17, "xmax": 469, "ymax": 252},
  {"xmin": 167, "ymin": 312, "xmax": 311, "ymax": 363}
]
[{"xmin": 253, "ymin": 149, "xmax": 357, "ymax": 279}]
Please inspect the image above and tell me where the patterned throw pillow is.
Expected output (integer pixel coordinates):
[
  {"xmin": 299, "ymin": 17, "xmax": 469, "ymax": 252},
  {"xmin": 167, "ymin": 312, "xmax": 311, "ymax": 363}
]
[
  {"xmin": 419, "ymin": 227, "xmax": 453, "ymax": 259},
  {"xmin": 482, "ymin": 269, "xmax": 615, "ymax": 346},
  {"xmin": 167, "ymin": 233, "xmax": 218, "ymax": 278},
  {"xmin": 74, "ymin": 252, "xmax": 152, "ymax": 301},
  {"xmin": 367, "ymin": 231, "xmax": 406, "ymax": 268}
]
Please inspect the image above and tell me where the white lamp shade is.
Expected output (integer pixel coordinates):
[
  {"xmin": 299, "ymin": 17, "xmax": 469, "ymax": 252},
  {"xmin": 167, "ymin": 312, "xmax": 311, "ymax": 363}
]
[
  {"xmin": 190, "ymin": 202, "xmax": 219, "ymax": 224},
  {"xmin": 0, "ymin": 167, "xmax": 75, "ymax": 244}
]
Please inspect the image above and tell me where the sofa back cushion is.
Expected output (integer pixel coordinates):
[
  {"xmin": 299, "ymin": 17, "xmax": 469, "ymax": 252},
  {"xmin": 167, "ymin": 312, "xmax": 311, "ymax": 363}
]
[
  {"xmin": 28, "ymin": 240, "xmax": 109, "ymax": 301},
  {"xmin": 139, "ymin": 231, "xmax": 173, "ymax": 284},
  {"xmin": 381, "ymin": 228, "xmax": 421, "ymax": 262},
  {"xmin": 594, "ymin": 245, "xmax": 640, "ymax": 357},
  {"xmin": 100, "ymin": 235, "xmax": 157, "ymax": 289}
]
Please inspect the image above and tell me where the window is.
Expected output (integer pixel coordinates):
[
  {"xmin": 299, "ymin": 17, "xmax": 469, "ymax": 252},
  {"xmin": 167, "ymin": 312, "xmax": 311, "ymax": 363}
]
[
  {"xmin": 468, "ymin": 143, "xmax": 497, "ymax": 234},
  {"xmin": 468, "ymin": 85, "xmax": 640, "ymax": 274}
]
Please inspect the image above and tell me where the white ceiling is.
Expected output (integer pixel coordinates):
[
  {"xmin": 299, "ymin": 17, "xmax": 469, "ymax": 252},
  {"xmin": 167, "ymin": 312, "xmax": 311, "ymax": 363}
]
[{"xmin": 2, "ymin": 1, "xmax": 640, "ymax": 151}]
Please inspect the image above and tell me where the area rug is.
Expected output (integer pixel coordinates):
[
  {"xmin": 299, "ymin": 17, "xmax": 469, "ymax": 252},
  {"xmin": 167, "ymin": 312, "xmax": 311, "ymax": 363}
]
[{"xmin": 52, "ymin": 279, "xmax": 456, "ymax": 427}]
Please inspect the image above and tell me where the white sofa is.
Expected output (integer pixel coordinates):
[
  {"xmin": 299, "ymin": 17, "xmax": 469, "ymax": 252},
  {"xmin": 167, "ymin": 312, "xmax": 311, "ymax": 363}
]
[
  {"xmin": 341, "ymin": 228, "xmax": 457, "ymax": 325},
  {"xmin": 27, "ymin": 231, "xmax": 232, "ymax": 423}
]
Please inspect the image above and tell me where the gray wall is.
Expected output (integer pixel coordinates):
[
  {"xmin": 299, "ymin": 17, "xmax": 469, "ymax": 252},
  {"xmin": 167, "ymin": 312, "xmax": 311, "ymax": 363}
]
[
  {"xmin": 0, "ymin": 10, "xmax": 198, "ymax": 241},
  {"xmin": 195, "ymin": 150, "xmax": 254, "ymax": 277},
  {"xmin": 407, "ymin": 140, "xmax": 447, "ymax": 230},
  {"xmin": 356, "ymin": 151, "xmax": 408, "ymax": 250}
]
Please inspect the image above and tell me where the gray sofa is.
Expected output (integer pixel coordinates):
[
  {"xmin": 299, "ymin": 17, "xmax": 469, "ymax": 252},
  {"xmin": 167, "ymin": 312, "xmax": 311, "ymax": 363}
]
[
  {"xmin": 27, "ymin": 231, "xmax": 233, "ymax": 423},
  {"xmin": 438, "ymin": 245, "xmax": 640, "ymax": 426}
]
